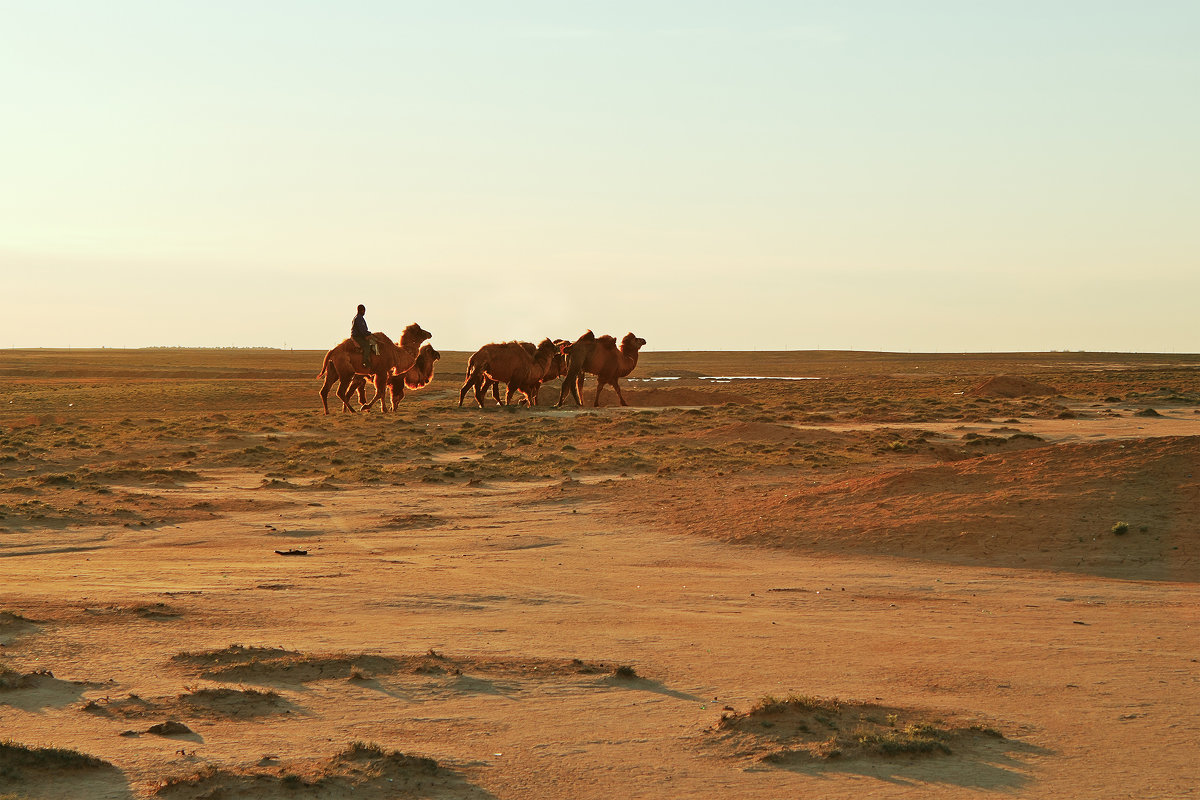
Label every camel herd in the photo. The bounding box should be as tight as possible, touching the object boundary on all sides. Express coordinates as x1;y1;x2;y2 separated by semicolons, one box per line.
317;326;646;415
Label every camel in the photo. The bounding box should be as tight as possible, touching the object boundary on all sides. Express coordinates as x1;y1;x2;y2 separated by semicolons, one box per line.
317;323;432;414
458;338;563;408
556;331;646;408
349;343;440;407
479;339;569;406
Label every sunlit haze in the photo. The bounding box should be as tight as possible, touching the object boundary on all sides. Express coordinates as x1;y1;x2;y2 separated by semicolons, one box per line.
2;1;1197;352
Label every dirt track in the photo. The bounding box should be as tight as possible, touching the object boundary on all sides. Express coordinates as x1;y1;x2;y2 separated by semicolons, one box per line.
1;348;1197;798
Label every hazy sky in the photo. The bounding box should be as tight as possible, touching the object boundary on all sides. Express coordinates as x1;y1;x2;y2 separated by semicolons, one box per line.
2;1;1197;351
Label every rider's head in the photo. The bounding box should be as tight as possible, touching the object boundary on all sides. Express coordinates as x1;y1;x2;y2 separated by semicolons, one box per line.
357;304;366;315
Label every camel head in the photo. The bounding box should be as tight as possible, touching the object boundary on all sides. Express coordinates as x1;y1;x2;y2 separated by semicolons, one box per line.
404;344;441;388
549;339;570;376
621;333;647;354
534;338;559;360
400;323;433;348
416;343;441;368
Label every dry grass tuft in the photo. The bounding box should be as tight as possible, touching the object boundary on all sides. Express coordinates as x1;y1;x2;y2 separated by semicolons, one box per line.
714;695;1003;763
155;741;452;798
0;740;113;781
0;666;55;691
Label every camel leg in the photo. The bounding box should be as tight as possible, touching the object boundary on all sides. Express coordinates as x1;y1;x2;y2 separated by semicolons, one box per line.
375;374;389;411
360;374;384;412
360;373;386;412
459;369;480;407
504;383;518;406
336;377;357;412
390;379;405;409
466;373;489;408
351;376;368;405
490;381;503;406
611;379;629;407
555;371;582;407
319;372;338;415
377;374;390;413
593;379;606;407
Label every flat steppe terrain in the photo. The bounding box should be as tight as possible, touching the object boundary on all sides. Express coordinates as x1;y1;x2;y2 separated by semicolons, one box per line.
1;346;1197;799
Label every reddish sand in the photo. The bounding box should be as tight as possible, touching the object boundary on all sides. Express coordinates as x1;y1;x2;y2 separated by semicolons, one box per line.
0;348;1197;799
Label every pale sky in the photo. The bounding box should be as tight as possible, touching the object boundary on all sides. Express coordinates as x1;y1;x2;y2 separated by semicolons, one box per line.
2;1;1197;352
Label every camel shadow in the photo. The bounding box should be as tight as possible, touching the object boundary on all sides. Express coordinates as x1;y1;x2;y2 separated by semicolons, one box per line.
0;612;42;645
0;674;99;711
147;729;205;744
445;674;521;699
600;675;704;703
759;737;1051;791
266;528;326;537
354;673;521;701
349;676;417;701
4;764;136;799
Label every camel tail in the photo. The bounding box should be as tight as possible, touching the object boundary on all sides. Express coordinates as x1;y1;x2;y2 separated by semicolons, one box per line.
316;348;336;379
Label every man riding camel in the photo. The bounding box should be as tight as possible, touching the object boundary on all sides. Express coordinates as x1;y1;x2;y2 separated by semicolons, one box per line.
351;304;373;370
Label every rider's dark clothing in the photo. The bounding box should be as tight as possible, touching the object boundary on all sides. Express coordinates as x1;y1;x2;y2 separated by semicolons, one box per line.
351;312;371;368
351;313;369;339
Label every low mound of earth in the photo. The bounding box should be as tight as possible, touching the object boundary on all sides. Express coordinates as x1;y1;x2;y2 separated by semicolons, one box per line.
172;645;627;685
535;387;747;407
0;741;126;795
1;664;54;690
86;467;203;485
709;695;1006;764
155;742;488;799
0;611;38;644
83;687;290;720
969;375;1059;398
1;665;96;699
81;602;183;621
648;436;1199;580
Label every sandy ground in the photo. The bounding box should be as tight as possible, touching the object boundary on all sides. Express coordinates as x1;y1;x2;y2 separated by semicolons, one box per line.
0;347;1197;799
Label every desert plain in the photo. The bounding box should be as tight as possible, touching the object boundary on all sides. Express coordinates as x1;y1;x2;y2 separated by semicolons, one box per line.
0;346;1197;799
